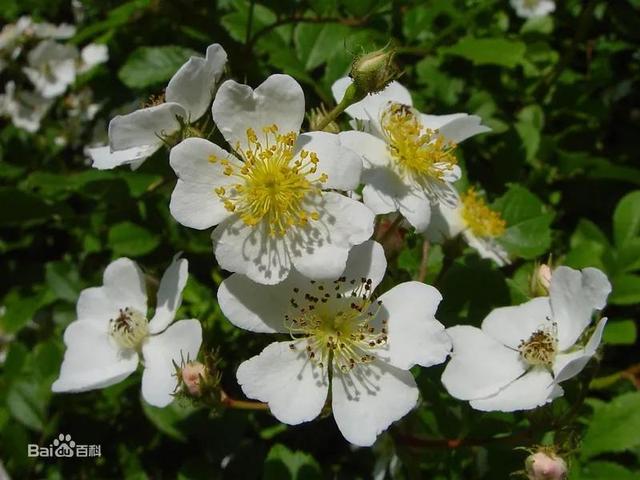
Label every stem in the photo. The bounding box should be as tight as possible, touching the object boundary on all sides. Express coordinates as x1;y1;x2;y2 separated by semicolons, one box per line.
416;239;430;282
220;390;269;411
314;83;365;131
245;0;256;46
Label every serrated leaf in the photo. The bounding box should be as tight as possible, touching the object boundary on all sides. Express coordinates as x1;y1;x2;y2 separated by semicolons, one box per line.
441;37;526;68
581;392;640;459
118;46;197;89
609;273;640;305
603;319;637;345
108;221;159;257
294;23;351;71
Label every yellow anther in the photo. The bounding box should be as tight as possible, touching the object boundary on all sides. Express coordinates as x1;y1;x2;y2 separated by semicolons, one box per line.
208;154;218;163
460;188;506;238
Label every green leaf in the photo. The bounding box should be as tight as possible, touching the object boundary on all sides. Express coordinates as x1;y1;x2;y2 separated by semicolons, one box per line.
493;185;554;259
514;105;544;163
264;444;322;480
1;288;55;334
603;319;637;345
0;187;55;226
609;273;640;305
577;461;639;480
294;23;351;71
45;261;82;303
108;221;160;257
118;46;198;89
141;400;199;442
440;37;526;68
613;190;640;247
7;379;49;431
581;392;640;459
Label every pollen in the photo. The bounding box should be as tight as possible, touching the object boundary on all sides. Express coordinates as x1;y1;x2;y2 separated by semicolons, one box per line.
109;307;149;349
460;188;506;238
380;103;458;184
213;124;327;236
518;324;558;367
285;278;387;374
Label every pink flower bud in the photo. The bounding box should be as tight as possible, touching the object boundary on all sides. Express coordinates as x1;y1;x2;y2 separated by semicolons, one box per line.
538;264;553;290
525;451;568;480
181;361;206;396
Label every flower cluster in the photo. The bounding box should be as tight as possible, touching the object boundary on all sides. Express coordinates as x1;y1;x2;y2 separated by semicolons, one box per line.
0;16;107;133
53;41;612;449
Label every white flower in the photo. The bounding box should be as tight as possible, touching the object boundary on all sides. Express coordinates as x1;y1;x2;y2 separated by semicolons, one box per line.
332;77;490;232
441;266;611;412
425;187;510;266
78;43;108;73
511;0;556;18
52;255;202;407
218;240;451;446
0;17;32;57
170;74;375;285
89;43;227;170
0;80;53;132
22;39;78;98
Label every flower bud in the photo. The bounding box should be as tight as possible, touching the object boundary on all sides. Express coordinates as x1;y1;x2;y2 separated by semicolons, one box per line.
350;47;400;95
181;361;207;396
530;263;553;296
525;451;568;480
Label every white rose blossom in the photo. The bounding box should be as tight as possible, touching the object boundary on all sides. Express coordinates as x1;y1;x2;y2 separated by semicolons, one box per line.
218;240;451;446
441;266;611;412
23;39;78;98
78;43;109;74
89;43;227;170
52;255;202;407
169;74;375;285
331;77;490;232
0;80;53;132
510;0;556;19
425;187;510;266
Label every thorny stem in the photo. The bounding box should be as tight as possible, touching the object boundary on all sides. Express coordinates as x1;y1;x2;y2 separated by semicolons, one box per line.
376;216;403;244
313;83;365;131
416;239;430;282
220;390;269;411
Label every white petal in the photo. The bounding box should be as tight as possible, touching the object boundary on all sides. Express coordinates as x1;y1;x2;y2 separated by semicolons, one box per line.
88;145;158;170
419;113;468;131
441;325;525;401
52;321;138;392
464;234;511;266
553;318;607;384
289;192;375;280
236;341;329;424
481;297;553;349
217;272;298;333
141;319;202;407
331;360;418;447
212;74;304;152
342;240;387;293
80;43;108;71
338;130;391;168
424;201;465;243
436;115;491;144
375;281;450;369
213;217;291;285
148;255;188;334
397;189;432;232
169;138;238;229
332;77;412;121
470;368;563;412
109;102;185;151
550;267;611;350
361;167;408;214
165;43;227;120
76;258;147;325
295;132;362;191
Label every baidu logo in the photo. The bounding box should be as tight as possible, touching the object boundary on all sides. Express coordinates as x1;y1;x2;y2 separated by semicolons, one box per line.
28;433;101;458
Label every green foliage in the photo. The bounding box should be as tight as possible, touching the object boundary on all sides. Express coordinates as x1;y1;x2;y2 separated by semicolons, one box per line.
1;0;639;478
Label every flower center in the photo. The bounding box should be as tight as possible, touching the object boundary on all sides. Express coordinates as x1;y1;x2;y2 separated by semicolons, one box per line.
110;307;149;349
518;325;558;367
460;188;506;238
286;278;387;373
380;103;458;184
211;125;328;237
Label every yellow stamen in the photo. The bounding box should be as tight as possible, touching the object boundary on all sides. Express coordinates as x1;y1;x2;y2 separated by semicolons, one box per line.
460;188;506;238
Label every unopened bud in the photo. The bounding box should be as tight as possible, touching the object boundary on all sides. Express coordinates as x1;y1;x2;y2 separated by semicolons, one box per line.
350;47;400;95
308;105;340;133
525;451;568;480
530;263;553;297
181;361;207;396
